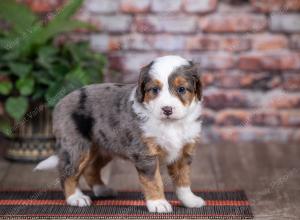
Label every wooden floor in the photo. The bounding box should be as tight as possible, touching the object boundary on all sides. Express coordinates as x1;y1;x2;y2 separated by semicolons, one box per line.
0;143;299;220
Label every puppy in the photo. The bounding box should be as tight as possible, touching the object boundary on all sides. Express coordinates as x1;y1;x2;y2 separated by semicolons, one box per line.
35;55;205;213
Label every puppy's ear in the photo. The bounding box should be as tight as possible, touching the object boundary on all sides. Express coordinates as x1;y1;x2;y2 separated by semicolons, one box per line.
136;61;153;103
189;61;202;101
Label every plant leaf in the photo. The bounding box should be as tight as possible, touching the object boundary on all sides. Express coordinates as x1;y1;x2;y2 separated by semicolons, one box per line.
8;62;32;76
0;37;20;51
51;0;84;21
33;70;54;86
31;86;45;101
0;81;13;95
5;96;28;121
65;67;91;86
37;20;94;45
25;0;88;46
0;117;12;137
45;81;65;107
0;48;21;61
15;23;43;56
0;0;37;34
16;76;35;96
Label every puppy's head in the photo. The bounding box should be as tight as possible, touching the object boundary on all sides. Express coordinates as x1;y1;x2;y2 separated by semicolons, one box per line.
135;55;202;120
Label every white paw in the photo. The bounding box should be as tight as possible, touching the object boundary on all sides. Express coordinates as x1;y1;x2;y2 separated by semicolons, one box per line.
176;187;206;208
67;188;92;207
93;184;117;197
181;194;205;208
146;199;173;213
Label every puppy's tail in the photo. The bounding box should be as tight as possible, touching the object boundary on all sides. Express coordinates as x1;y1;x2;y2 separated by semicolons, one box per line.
34;155;59;171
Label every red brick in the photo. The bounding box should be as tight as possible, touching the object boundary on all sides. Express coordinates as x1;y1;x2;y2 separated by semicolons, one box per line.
221;36;250;51
251;0;300;12
238;73;266;88
203;89;250;110
205;71;279;90
85;0;119;14
121;34;186;51
239;73;281;89
135;15;197;33
281;111;300;127
250;111;281;126
153;35;185;51
151;0;181;12
218;1;253;13
121;34;154;51
121;0;150;13
21;0;62;13
120;53;159;82
291;129;300;142
122;53;158;73
199;14;267;33
201;71;215;87
194;53;235;70
107;55;123;71
201;109;216;126
183;0;217;13
265;91;300;109
252;34;288;51
186;35;250;52
221;36;251;52
187;36;219;50
216;110;249;126
90;34;121;52
238;54;263;70
282;73;300;91
291;34;300;49
238;52;300;71
270;14;300;33
95;15;132;33
201;71;229;88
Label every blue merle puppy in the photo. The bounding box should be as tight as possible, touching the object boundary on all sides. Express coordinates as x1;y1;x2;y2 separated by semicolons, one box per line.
35;55;205;213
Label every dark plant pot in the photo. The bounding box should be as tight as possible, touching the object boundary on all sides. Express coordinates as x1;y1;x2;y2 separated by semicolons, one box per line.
5;105;55;162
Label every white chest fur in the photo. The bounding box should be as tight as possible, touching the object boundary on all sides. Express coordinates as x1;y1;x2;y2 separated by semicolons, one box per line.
141;117;201;164
130;87;202;164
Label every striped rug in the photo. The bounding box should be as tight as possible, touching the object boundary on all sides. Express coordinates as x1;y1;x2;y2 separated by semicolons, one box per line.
0;190;253;219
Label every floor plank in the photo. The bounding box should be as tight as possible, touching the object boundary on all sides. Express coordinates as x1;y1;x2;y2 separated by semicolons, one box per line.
1;162;60;189
210;143;300;219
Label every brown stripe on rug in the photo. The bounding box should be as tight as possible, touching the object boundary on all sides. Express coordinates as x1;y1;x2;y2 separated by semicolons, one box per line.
0;190;254;219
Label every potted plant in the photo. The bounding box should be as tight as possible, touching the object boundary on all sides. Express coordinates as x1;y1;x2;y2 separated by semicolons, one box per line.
0;0;106;162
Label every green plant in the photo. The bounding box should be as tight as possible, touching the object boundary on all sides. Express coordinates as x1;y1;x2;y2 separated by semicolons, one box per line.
0;0;106;136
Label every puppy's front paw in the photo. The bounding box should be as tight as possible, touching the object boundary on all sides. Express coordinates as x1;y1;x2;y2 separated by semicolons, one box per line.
67;189;91;207
180;194;205;208
146;199;173;213
176;187;206;208
92;184;117;197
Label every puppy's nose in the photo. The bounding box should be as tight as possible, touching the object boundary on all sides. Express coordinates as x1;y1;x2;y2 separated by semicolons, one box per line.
162;106;173;116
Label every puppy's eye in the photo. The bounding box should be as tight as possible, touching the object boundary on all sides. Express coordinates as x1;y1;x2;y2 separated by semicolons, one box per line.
151;87;160;95
177;87;186;94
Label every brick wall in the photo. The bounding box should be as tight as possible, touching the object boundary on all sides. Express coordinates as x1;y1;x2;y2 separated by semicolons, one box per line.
22;0;300;143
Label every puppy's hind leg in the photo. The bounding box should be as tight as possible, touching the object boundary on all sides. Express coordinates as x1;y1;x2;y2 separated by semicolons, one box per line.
83;150;116;197
58;145;93;207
